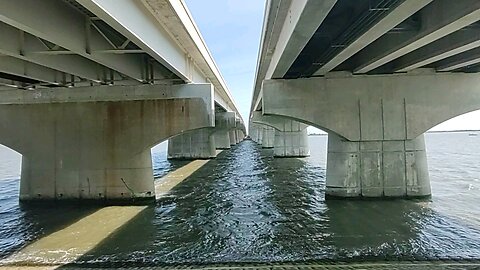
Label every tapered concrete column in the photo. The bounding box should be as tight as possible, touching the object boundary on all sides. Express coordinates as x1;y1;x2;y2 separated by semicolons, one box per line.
262;126;275;148
168;128;216;159
250;126;258;142
235;130;242;143
214;130;231;149
229;130;237;146
213;112;236;149
0;84;214;203
256;128;264;145
326;133;430;198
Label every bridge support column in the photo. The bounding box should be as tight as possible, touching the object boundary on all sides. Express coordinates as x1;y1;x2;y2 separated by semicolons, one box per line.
0;84;214;204
214;130;231;149
251;113;309;157
326;133;430;198
236;130;243;144
229;130;237;146
213;112;236;149
262;126;275;148
167;128;216;160
261;74;457;198
274;129;309;157
256;128;263;145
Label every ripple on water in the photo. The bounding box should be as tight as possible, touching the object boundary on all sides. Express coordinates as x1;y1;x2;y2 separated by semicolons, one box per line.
0;135;480;264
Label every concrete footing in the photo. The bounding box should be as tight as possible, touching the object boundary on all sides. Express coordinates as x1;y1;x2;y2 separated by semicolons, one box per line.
168;128;216;160
326;133;431;198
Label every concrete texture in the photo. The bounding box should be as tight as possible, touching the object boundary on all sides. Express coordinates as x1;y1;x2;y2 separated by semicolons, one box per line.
0;85;214;203
262;72;480;141
252;112;309;157
260;73;455;197
167;128;216;160
261;126;275;148
326;133;431;198
213;112;236;149
229;130;237;146
214;130;231;149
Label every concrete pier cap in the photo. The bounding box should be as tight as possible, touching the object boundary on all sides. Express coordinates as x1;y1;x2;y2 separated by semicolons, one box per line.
0;83;216;204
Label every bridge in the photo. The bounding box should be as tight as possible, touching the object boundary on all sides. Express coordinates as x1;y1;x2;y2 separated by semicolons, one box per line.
250;0;480;199
0;0;245;203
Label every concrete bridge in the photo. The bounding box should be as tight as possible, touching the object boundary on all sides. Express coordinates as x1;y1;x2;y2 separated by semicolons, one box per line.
0;0;245;203
250;0;480;199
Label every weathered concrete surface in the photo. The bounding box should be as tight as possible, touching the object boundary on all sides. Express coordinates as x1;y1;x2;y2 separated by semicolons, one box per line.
262;72;480;141
252;112;309;157
326;133;430;198
229;130;237;146
261;126;275;148
0;84;214;203
213;112;236;149
168;128;216;160
261;74;439;197
214;130;231;149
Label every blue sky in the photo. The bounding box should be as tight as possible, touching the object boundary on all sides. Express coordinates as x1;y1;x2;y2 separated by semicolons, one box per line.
185;0;265;124
185;0;480;132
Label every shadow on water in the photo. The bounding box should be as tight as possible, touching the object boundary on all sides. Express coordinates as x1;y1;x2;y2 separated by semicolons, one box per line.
0;196;100;260
4;139;480;267
50;140;480;267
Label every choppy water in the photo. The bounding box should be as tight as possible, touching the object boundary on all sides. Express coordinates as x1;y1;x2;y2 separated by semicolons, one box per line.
1;133;480;264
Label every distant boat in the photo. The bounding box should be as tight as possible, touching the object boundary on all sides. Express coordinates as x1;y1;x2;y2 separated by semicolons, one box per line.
469;133;478;136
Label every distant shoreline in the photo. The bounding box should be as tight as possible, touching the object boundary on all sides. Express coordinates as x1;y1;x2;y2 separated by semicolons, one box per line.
426;130;480;133
308;130;480;136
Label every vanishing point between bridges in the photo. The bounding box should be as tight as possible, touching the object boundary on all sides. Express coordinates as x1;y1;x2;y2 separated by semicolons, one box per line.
1;0;480;269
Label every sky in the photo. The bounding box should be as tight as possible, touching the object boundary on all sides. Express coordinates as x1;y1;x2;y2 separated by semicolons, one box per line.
185;0;480;132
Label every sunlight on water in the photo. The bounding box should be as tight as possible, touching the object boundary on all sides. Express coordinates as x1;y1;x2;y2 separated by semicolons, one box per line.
2;206;147;265
0;133;480;265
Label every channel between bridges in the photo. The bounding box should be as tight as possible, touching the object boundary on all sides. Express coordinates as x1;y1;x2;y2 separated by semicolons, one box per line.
250;0;480;199
0;0;246;203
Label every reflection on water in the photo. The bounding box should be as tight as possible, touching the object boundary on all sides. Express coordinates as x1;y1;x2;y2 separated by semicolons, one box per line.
1;134;480;265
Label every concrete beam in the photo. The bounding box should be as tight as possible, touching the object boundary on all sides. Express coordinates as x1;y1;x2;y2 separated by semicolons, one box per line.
436;47;480;71
0;0;146;81
313;0;432;76
0;83;214;118
394;28;480;72
251;0;336;112
266;0;337;79
353;0;480;74
77;0;189;82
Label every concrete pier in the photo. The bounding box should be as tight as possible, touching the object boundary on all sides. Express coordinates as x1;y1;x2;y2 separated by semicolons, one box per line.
261;126;275;148
252;113;309;157
326;133;430;198
167;128;217;160
213;112;237;149
229;130;237;146
0;84;214;203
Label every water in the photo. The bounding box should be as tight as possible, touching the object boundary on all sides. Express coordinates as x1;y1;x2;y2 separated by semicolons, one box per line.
1;133;480;264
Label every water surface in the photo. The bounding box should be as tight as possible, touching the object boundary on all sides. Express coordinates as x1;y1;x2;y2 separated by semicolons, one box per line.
1;133;480;264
